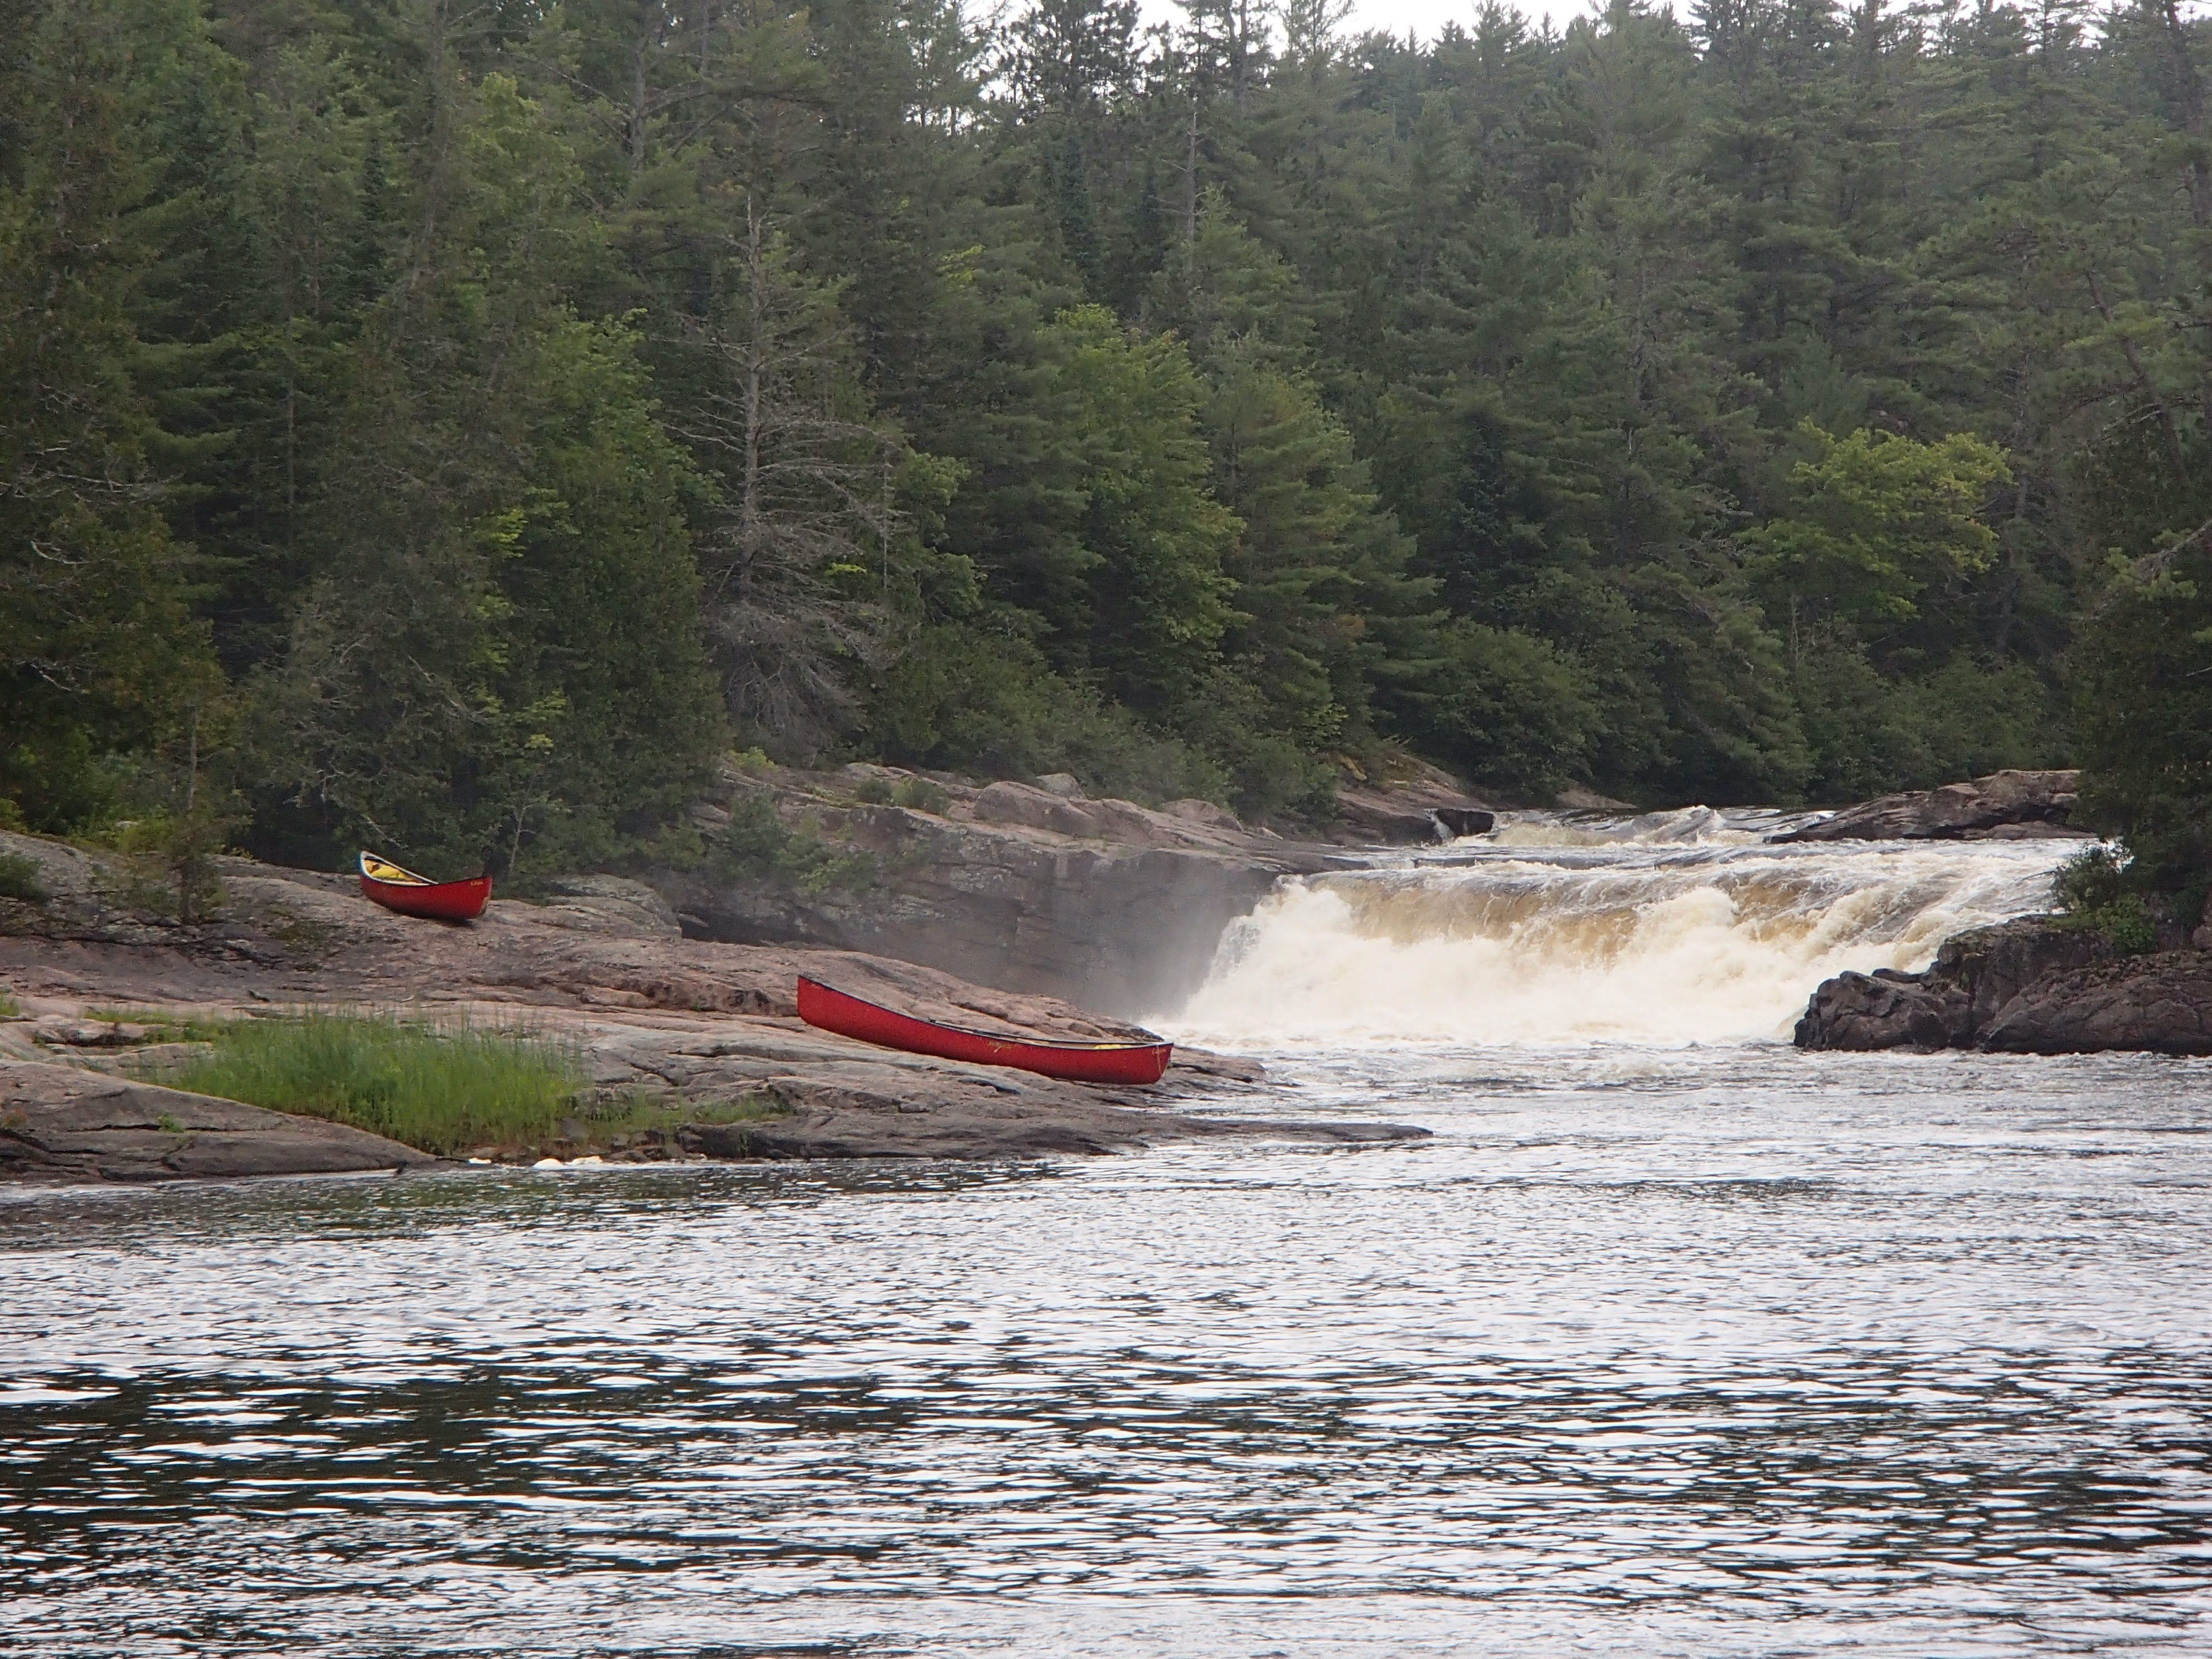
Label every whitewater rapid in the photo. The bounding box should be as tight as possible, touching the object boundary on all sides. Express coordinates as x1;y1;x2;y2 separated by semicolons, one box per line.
1172;808;2080;1049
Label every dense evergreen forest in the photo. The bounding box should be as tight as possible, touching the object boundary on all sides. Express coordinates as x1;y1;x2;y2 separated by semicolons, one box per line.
4;0;2211;885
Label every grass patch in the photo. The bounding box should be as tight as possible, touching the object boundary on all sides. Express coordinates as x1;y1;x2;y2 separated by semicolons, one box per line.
164;1010;586;1156
84;1006;235;1042
0;987;20;1019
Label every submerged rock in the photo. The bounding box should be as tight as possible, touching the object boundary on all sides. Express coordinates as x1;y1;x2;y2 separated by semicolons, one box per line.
1770;769;2087;844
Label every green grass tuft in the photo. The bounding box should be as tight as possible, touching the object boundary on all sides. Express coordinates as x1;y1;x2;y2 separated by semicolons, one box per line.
84;1006;234;1041
0;987;20;1018
166;1010;586;1156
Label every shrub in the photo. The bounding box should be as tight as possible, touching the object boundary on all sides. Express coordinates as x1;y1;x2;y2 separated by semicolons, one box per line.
708;794;876;896
890;775;950;814
852;775;896;805
114;808;228;923
2054;844;2127;914
166;1010;585;1155
2053;844;2159;954
0;852;47;904
85;1006;231;1041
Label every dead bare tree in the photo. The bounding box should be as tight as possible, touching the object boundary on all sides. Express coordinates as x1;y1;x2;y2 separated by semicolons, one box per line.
670;200;905;758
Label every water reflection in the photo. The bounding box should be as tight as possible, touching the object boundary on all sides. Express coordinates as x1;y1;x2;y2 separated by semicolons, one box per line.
3;1049;2210;1655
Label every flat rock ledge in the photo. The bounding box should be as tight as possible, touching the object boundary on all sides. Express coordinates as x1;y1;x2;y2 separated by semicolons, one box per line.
1;1064;440;1183
1795;915;2212;1055
576;1023;1423;1162
1770;769;2088;844
0;828;1429;1180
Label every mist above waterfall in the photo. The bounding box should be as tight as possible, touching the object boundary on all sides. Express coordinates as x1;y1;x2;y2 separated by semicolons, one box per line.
1171;809;2078;1048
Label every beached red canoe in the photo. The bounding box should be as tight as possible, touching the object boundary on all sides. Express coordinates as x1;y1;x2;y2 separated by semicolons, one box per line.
358;851;493;921
796;976;1173;1085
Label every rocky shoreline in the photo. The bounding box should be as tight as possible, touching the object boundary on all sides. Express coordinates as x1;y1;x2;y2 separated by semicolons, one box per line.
1787;769;2212;1056
14;755;2204;1182
0;825;1429;1184
1796;916;2212;1056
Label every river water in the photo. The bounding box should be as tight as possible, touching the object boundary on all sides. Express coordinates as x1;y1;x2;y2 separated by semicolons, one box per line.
4;816;2210;1656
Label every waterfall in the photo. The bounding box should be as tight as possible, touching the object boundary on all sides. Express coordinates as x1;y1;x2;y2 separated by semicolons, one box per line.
1171;809;2079;1048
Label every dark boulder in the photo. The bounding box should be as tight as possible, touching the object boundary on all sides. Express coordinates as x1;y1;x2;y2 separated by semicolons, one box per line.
1792;967;1972;1051
1797;915;2136;1052
1979;952;2212;1055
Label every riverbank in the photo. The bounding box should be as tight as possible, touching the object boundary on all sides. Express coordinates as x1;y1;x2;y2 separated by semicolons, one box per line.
0;830;1424;1183
1795;914;2212;1055
1778;769;2212;1055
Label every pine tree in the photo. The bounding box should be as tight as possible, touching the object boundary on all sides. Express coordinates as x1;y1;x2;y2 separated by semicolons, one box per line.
253;72;719;873
0;0;217;828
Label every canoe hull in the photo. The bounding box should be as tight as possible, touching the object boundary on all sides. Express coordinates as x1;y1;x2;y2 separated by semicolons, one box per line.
797;976;1172;1085
357;852;492;922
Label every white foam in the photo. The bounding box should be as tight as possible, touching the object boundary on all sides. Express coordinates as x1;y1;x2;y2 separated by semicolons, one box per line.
1170;815;2077;1049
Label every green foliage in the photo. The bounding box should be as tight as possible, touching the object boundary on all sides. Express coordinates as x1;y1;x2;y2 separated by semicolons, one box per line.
84;1006;233;1041
1746;426;2014;637
251;241;722;874
0;0;222;833
2069;537;2212;895
0;853;47;905
1791;647;2060;806
1200;339;1434;772
1409;620;1599;795
2051;845;2158;955
1035;305;1239;715
709;794;877;897
0;988;20;1018
866;623;1229;806
2054;844;2128;916
10;0;2211;841
166;1011;587;1156
113;808;229;924
890;776;950;814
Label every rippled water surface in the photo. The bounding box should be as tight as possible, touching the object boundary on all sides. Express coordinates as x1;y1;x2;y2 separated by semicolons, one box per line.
4;1041;2211;1656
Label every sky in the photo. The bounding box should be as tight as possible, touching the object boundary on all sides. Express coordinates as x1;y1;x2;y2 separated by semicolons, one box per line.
1341;0;1591;37
1135;0;1602;50
1138;0;2212;51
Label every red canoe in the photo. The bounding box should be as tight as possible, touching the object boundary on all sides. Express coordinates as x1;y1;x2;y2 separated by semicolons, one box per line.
797;976;1173;1085
358;851;493;921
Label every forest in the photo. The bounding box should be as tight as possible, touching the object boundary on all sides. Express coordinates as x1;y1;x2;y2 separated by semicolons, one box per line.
3;0;2210;887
